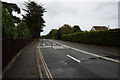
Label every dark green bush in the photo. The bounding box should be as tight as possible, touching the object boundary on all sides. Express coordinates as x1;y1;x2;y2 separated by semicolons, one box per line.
61;29;120;46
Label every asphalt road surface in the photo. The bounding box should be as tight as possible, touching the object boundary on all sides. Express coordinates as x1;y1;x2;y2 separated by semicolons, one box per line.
3;39;119;80
38;39;119;79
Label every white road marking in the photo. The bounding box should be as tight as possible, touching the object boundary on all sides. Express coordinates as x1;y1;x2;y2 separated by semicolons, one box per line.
53;43;56;45
43;46;51;48
52;45;68;49
38;46;51;48
67;54;81;63
49;40;120;63
53;46;64;49
46;42;50;45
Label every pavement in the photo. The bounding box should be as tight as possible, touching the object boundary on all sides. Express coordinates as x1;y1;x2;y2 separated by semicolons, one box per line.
2;39;120;80
2;41;40;79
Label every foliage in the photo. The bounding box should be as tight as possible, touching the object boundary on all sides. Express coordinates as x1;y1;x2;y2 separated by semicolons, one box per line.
23;1;46;38
45;24;82;39
72;25;82;33
40;35;46;39
2;1;21;24
46;29;58;39
13;16;21;24
2;2;20;14
61;29;120;46
2;8;17;39
59;24;73;35
17;21;30;37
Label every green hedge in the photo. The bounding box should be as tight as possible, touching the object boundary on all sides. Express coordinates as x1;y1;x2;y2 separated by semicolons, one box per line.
61;29;120;46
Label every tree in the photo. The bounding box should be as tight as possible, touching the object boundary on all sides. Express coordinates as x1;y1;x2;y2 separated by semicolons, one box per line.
2;1;21;24
2;8;17;39
46;29;58;39
59;24;73;35
2;2;20;14
23;1;46;38
72;25;82;33
13;16;21;24
57;29;61;40
17;21;30;37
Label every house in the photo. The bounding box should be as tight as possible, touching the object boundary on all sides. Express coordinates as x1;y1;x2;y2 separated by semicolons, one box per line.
91;25;109;31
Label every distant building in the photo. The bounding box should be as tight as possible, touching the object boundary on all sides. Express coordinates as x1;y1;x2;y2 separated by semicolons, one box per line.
91;25;108;31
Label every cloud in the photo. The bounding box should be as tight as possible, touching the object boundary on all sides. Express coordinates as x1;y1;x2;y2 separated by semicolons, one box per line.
41;2;118;35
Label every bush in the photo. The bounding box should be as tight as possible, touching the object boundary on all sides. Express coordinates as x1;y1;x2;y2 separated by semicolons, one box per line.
61;29;120;46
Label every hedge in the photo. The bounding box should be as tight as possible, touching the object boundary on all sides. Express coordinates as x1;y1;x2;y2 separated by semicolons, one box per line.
61;29;120;46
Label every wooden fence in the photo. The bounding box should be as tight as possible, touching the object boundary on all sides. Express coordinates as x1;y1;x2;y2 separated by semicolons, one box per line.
2;38;33;69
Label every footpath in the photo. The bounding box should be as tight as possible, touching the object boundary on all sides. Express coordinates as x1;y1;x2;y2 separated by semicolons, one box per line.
2;41;41;79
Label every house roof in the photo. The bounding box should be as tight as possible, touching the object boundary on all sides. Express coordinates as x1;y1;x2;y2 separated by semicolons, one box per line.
92;26;108;30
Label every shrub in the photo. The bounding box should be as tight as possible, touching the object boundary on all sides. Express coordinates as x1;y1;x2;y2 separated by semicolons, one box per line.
61;29;120;46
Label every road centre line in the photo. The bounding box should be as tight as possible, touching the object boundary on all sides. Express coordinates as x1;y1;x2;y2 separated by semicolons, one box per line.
49;40;120;63
67;54;81;63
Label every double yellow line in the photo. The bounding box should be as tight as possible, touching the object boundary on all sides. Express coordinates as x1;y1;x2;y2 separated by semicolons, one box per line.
38;42;53;80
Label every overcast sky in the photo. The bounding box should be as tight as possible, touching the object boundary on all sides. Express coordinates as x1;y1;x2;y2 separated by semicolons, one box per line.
2;0;119;35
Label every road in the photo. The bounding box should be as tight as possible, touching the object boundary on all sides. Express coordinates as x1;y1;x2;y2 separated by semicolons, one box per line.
3;39;119;79
38;39;119;79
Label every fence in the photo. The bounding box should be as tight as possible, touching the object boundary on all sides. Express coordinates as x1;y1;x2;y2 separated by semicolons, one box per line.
2;38;33;69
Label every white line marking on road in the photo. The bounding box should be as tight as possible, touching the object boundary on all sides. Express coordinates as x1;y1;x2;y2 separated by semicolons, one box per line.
49;40;120;63
67;54;81;63
70;47;120;63
53;46;65;49
37;46;39;48
46;42;50;45
40;46;51;48
43;46;51;48
53;43;56;45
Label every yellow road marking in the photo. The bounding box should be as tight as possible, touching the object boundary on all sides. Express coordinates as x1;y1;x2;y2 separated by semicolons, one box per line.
38;48;50;79
38;42;50;79
39;48;53;79
38;40;53;80
36;47;43;78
